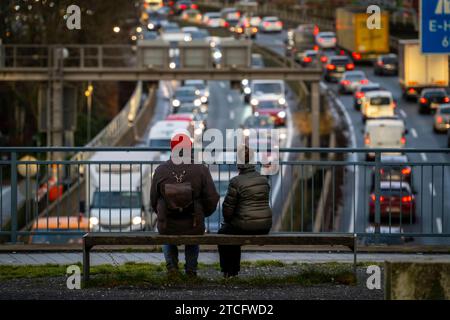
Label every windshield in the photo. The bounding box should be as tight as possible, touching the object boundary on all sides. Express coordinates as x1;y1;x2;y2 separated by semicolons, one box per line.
332;58;350;66
150;139;170;148
380;188;411;196
258;100;280;109
346;74;364;81
382;57;397;64
440;107;450;114
244;116;274;128
175;88;196;97
253;83;282;95
424;91;446;98
92;191;142;209
177;105;196;113
370;97;391;105
361;86;380;92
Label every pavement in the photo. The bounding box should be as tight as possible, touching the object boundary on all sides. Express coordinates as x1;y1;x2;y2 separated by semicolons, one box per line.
0;251;449;266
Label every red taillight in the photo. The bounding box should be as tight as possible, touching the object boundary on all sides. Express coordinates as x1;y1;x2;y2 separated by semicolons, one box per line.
346;63;355;70
224;21;229;27
355;92;365;99
313;45;319;51
408;88;416;94
352;52;361;60
318;38;324;43
326;64;336;70
191;4;198;9
371;194;385;202
180;4;187;9
380;168;385;175
341;80;350;85
400;136;406;145
320;56;328;63
313;25;319;35
419;97;427;104
377;61;384;66
401;167;412;175
364;134;370;145
264;22;270;27
276;21;283;27
437;115;443;124
303;56;312;63
339;49;345;55
360;79;369;84
402;195;412;203
444;96;450;103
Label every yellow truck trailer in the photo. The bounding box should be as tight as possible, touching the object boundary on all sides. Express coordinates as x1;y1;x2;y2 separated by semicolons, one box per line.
336;7;390;62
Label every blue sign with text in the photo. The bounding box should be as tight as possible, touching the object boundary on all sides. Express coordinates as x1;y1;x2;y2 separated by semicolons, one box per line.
421;0;450;54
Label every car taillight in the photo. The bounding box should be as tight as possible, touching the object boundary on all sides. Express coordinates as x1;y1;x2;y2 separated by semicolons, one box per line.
377;61;384;66
393;101;397;108
401;167;412;175
419;97;427;104
339;49;345;55
346;63;355;70
408;88;416;94
318;38;324;43
371;194;385;202
180;4;187;9
400;136;406;145
224;21;229;27
313;45;319;51
380;168;385;175
352;52;361;60
360;79;369;84
437;115;443;124
326;64;336;70
444;96;450;103
276;21;283;27
264;22;270;27
341;80;350;85
355;92;365;99
320;56;328;63
191;4;198;9
303;56;312;63
313;25;319;35
364;134;370;145
401;195;412;203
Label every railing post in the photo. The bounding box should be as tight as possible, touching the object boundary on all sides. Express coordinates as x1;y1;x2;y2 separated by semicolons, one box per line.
10;152;18;243
374;151;381;234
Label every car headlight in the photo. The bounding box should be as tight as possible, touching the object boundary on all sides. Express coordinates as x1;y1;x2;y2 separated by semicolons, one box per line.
200;96;208;103
199;122;205;129
213;51;222;60
210;41;216;48
194;128;203;136
200;105;208;113
89;217;99;226
132;216;142;225
194;99;201;107
147;23;154;30
172;99;180;107
242;79;249;86
280;133;287;140
250;98;259;106
277;111;286;118
243;129;251;137
184;35;192;42
169;62;176;69
244;87;251;95
278;98;286;105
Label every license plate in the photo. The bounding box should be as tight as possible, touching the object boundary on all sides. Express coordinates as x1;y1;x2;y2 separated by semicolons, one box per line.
431;103;439;109
337;66;344;72
389;207;400;213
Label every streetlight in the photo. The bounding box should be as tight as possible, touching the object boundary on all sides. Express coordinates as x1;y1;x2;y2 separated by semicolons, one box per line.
85;82;94;142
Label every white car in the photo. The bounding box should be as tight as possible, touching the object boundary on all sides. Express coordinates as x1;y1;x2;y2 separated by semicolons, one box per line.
259;16;283;33
361;90;396;122
339;70;369;94
148;120;192;161
203;12;221;28
315;32;336;49
250;80;286;106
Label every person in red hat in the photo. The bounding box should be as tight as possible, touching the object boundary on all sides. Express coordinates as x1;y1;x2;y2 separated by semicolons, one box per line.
150;131;219;277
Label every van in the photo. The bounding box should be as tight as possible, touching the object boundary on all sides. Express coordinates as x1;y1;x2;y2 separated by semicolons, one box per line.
361;90;396;122
364;118;407;160
148;120;193;161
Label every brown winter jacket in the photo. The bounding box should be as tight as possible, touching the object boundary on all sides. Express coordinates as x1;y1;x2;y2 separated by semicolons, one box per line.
150;159;219;235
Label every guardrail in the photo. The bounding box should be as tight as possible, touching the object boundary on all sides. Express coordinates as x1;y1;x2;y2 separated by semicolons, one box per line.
0;147;449;245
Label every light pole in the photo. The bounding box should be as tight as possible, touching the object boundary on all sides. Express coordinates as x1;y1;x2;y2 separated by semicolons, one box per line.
85;82;93;143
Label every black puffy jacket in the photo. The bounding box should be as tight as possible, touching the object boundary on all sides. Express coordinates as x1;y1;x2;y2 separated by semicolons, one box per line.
222;164;272;232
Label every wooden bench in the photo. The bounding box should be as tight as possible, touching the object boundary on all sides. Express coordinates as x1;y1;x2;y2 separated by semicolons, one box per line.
82;232;357;283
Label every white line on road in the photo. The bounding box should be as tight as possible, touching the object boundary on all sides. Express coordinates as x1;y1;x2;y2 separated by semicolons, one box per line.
436;217;443;234
399;109;407;118
411;128;418;138
230;110;235;120
429;183;436;197
227;95;233;103
219;82;226;89
421;153;428;161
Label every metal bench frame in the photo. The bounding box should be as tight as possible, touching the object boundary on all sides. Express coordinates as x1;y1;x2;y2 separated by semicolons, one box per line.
82;232;357;284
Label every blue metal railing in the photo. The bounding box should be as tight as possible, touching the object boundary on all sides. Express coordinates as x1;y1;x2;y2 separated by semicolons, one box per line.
0;147;449;245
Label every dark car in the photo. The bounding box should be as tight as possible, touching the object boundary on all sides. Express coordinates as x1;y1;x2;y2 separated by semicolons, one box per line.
369;181;416;224
418;88;450;114
353;83;382;110
174;0;197;15
324;56;354;82
374;54;398;76
372;154;412;187
243;114;275;129
296;50;320;67
171;86;201;111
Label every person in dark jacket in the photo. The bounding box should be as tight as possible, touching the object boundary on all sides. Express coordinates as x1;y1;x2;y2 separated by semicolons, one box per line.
150;132;219;276
218;145;272;277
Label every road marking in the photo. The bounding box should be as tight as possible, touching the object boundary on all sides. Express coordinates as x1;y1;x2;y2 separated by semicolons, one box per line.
227;94;233;103
230;110;235;120
399;109;407;118
219;82;226;88
411;128;418;138
429;183;436;197
421;153;428;161
436;218;442;234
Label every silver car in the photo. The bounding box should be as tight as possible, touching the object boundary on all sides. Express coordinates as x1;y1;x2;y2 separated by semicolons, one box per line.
434;103;450;133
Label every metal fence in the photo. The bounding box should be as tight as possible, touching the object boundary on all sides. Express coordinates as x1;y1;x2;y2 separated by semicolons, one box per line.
0;147;449;245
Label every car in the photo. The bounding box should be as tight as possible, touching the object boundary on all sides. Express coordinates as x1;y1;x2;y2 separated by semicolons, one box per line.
361;90;396;122
418;88;450;114
353;82;382;110
369;181;416;223
324;55;354;82
251;99;287;127
251;53;264;69
174;0;198;15
220;8;241;29
338;70;369;94
296;50;320;67
259;16;283;33
171;86;201;111
249;79;286;111
159;21;180;33
315;31;336;49
184;80;209;104
364;117;407;160
148;120;193;160
29;216;89;244
374;53;398;76
376;154;412;185
363;224;411;245
181;9;202;23
145;11;166;31
202;12;221;28
433;103;450;133
234;16;258;39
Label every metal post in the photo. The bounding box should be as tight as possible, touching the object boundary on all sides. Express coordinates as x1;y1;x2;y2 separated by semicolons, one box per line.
374;151;381;233
10;152;18;244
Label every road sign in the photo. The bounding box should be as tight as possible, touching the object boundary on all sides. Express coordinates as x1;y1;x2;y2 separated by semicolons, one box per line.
420;0;450;54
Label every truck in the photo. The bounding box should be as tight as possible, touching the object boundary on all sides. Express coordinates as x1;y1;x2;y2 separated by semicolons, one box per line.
398;39;449;100
85;151;156;232
335;7;390;62
285;24;318;57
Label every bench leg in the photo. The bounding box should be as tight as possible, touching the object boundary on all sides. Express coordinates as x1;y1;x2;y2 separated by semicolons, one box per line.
83;244;92;286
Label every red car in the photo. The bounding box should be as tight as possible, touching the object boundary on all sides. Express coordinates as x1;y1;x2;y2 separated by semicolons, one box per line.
369;181;416;223
250;98;287;127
